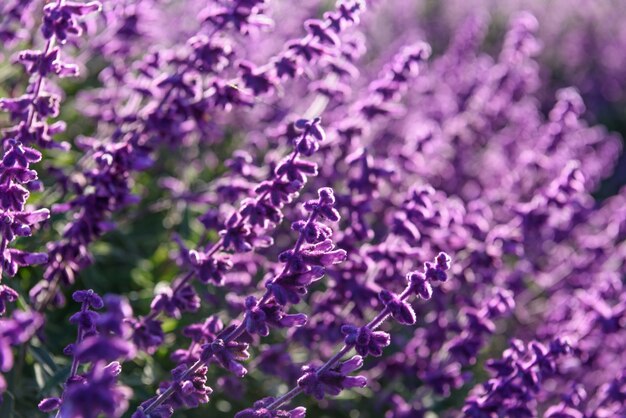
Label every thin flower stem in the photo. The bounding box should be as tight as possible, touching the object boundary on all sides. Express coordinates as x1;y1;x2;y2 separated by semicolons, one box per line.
54;298;88;418
68;301;88;379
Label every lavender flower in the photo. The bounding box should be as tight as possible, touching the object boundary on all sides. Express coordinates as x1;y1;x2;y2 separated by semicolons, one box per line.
1;0;101;308
133;118;327;353
136;186;345;416
463;338;573;417
2;1;626;417
40;290;134;417
240;253;452;414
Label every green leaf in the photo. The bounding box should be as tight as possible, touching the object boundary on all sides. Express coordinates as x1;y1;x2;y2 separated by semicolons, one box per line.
38;365;71;396
0;390;15;418
34;363;46;390
28;345;60;376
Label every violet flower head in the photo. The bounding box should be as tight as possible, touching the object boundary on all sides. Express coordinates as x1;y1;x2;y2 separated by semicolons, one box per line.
268;187;346;305
244;296;307;336
341;325;391;357
294;118;326;157
463;338;573;417
41;290;134;415
297;355;367;400
189;250;233;284
42;1;102;41
59;361;132;418
162;364;213;410
0;139;50;280
378;289;416;325
203;338;251;378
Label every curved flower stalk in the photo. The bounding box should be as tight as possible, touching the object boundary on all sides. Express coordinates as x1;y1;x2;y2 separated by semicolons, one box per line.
0;0;101;311
132;117;326;353
236;252;452;416
134;187;346;417
38;290;134;417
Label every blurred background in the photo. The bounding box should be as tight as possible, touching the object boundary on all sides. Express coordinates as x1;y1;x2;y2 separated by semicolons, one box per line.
1;0;625;417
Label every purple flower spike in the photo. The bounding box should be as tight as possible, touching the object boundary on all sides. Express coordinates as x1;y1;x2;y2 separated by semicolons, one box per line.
268;266;326;305
160;364;213;410
341;325;391;357
297;355;367;400
1;0;100;304
189;250;233;285
38;397;62;412
464;338;573;417
424;252;452;282
294;118;326;156
10;0;626;416
204;339;250;378
244;297;308;337
42;1;102;41
378;290;416;325
305;19;340;46
244;296;270;336
45;288;134;414
407;271;433;300
60;361;131;418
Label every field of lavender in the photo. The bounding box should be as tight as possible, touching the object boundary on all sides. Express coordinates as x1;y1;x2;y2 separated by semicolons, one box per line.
1;1;625;417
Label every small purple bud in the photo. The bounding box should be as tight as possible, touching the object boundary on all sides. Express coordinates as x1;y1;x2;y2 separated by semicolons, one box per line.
38;397;62;412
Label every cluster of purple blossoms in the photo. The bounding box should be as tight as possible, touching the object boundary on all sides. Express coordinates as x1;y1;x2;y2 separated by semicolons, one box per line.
1;0;101;308
38;290;134;417
0;0;625;417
